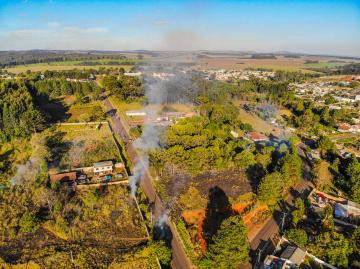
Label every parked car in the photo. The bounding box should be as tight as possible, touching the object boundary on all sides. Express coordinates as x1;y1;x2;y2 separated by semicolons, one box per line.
115;173;123;179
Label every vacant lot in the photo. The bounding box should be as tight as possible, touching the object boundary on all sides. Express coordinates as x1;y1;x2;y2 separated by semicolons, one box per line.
67;101;104;122
50;123;120;170
238;108;279;134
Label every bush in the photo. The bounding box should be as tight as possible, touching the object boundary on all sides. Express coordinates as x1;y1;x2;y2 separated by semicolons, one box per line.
19;212;39;233
286;229;308;247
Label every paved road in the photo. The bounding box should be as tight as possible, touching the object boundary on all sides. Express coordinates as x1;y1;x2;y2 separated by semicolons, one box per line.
250;143;314;267
103;97;193;269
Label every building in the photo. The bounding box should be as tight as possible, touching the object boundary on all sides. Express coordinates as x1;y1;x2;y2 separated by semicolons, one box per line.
334;200;360;219
338;122;360;133
49;172;77;184
126;110;147;117
248;131;268;142
280;246;306;267
262;255;286;269
93;161;113;175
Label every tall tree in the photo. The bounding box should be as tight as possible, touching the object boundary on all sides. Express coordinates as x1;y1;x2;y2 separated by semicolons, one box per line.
202;215;249;269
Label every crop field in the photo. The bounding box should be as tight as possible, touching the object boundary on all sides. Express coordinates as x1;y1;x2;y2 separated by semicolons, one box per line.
195;55;358;73
195;56;314;72
50;123;120;170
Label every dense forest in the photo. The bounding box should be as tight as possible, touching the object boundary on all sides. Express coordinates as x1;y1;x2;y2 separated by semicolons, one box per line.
0;50;134;67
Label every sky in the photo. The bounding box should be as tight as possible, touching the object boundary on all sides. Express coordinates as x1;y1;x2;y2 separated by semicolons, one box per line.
0;0;359;56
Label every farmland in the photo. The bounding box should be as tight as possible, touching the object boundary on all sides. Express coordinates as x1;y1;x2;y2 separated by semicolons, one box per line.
195;55;359;73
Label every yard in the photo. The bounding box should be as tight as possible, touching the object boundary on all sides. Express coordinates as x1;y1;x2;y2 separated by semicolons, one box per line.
49;123;120;171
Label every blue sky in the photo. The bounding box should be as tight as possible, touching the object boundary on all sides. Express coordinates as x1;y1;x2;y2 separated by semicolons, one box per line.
0;0;359;56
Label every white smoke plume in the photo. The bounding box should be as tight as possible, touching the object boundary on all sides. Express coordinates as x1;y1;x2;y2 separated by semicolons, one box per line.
11;157;41;186
11;133;49;186
128;57;196;220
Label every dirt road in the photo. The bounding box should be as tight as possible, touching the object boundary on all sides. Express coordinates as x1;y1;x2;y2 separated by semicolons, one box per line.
103;97;193;269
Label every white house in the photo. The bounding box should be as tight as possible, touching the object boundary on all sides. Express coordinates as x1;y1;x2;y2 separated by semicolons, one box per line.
126;110;147;117
93;161;113;175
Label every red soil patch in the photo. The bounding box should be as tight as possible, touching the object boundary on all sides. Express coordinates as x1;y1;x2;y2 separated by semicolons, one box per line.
231;202;251;215
182;209;207;254
182;201;253;254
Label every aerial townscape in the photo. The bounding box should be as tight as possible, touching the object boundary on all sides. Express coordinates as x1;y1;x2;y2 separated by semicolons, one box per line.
0;1;359;269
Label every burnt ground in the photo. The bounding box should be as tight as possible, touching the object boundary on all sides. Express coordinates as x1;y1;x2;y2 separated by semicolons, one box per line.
0;227;146;266
165;168;253;201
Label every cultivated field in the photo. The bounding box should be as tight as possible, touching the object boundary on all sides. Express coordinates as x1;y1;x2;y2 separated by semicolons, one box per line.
195;55;358;72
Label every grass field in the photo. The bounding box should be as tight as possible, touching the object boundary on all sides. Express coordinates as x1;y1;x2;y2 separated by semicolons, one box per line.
304;62;341;68
67;101;104;122
51;123;120;170
238;108;279;133
195;55;358;73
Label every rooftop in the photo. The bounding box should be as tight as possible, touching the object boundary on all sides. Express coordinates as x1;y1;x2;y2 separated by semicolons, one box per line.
93;161;114;168
280;245;306;265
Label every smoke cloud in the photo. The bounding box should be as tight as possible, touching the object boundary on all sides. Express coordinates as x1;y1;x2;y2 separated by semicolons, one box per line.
128;59;195;201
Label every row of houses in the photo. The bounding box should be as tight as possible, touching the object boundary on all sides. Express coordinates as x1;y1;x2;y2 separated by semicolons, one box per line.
202;69;275;81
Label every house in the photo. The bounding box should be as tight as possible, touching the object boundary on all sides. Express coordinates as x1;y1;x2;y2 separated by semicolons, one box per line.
248;131;268;142
49;172;77;184
262;255;286;269
126;110;147;117
338;122;360;133
280;246;306;267
124;72;142;77
335;200;360;219
93;161;113;175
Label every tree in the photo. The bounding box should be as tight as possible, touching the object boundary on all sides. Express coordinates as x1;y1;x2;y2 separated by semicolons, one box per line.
317;135;337;158
292;198;305;226
346;155;360;203
286;229;308;247
234;150;255;170
149;240;171;266
310;231;350;268
258;172;284;208
314;160;333;188
202;215;249;268
322;205;334;230
19;212;39;233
